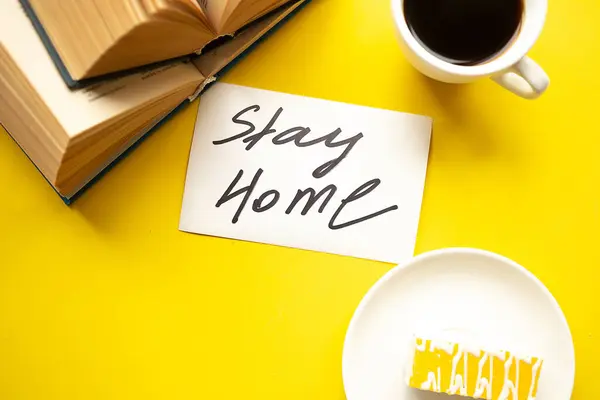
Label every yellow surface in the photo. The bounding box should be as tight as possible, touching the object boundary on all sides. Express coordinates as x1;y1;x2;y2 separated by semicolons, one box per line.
408;338;542;399
0;0;599;399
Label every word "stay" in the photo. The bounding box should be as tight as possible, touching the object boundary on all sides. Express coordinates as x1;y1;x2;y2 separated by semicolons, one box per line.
213;105;364;179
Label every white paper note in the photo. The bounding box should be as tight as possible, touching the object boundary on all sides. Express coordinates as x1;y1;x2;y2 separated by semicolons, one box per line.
180;83;432;263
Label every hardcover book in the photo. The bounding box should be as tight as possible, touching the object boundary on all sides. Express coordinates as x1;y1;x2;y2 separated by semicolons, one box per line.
20;0;299;85
0;0;308;202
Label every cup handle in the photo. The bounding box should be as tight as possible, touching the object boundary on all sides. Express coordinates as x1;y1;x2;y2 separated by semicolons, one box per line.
491;56;550;99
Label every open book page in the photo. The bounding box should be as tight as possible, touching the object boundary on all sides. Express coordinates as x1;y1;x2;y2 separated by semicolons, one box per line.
199;0;232;32
219;0;243;32
202;0;291;33
171;0;208;18
144;0;212;30
175;0;212;27
25;0;214;80
199;0;290;35
193;0;305;78
25;0;120;80
221;0;291;33
0;0;205;138
196;0;208;14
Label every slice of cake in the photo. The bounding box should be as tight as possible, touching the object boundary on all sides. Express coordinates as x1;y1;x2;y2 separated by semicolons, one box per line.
407;337;543;400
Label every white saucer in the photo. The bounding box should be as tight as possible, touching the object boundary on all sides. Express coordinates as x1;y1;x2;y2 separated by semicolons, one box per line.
342;248;574;400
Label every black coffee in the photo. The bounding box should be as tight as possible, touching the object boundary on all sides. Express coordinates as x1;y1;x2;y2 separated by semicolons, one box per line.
404;0;523;66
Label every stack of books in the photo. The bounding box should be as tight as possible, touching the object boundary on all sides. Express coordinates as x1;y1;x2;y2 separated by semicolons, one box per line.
0;0;308;202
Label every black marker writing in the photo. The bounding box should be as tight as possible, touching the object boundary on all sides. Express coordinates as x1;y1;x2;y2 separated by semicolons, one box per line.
213;105;260;146
215;168;262;223
216;169;397;229
300;128;363;178
252;190;280;212
242;107;283;150
272;126;310;145
328;179;398;230
285;185;337;215
213;105;363;178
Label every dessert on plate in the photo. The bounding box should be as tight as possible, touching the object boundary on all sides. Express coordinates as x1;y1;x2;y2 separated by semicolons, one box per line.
408;337;543;400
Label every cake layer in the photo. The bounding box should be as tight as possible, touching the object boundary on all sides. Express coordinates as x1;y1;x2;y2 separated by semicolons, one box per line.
407;337;543;400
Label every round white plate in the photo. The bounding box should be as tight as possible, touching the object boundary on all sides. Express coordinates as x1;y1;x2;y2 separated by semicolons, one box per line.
342;248;574;400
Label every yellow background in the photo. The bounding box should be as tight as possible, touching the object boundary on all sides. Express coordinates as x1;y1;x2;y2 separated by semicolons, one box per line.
1;0;599;398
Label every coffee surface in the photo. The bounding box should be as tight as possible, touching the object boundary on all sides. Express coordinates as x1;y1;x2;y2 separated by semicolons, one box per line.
404;0;523;66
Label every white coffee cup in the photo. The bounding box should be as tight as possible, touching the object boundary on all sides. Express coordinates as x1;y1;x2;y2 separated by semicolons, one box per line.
391;0;549;99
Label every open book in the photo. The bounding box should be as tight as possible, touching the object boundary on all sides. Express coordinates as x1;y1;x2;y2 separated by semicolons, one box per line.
0;0;307;202
21;0;294;84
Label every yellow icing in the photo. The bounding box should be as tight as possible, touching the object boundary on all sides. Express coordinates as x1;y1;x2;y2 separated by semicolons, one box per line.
408;338;543;400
